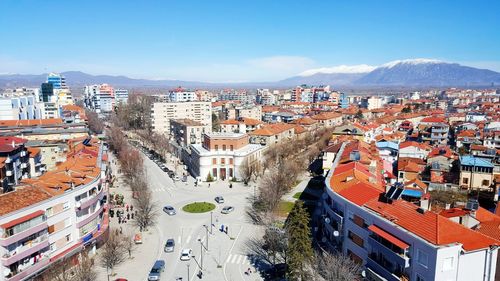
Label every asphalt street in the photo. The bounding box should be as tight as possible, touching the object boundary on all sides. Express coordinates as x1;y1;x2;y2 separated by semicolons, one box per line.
141;151;265;281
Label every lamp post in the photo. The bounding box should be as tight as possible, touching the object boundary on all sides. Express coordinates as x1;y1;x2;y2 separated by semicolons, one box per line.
198;238;204;271
187;264;190;281
203;224;209;251
210;211;213;234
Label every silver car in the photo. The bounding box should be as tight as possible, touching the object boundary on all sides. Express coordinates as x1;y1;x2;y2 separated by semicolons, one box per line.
164;238;175;253
163;205;176;215
221;206;234;214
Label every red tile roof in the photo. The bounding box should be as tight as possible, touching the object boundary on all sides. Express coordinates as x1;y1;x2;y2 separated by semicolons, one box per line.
399;141;432;151
338;182;382;206
365;199;499;251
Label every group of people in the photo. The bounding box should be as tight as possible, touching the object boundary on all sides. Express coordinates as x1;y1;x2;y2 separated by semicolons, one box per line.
117;204;135;224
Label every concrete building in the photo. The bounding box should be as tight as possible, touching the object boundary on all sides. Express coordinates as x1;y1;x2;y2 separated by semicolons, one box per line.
151;101;212;135
114;89;129;105
459;155;494;190
220;118;263;134
170;119;211;147
0;138;109;281
186;133;265;181
0;94;44;121
83;84;123;113
319;140;499;281
168;88;197;102
0;137;31;190
248;123;295;146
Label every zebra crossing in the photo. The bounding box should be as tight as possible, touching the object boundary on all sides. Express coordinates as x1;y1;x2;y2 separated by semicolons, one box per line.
225;254;255;265
150;186;171;193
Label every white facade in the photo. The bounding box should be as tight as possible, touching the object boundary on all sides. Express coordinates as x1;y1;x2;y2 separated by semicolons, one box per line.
152;101;212;135
367;96;383;110
169;91;197;102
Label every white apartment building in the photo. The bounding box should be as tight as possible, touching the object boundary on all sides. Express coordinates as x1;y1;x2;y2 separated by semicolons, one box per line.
169;90;197;102
366;96;384;110
152;101;212;135
0;139;109;281
319;141;499;281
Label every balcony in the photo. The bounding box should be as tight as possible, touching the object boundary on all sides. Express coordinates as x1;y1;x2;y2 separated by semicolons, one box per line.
76;204;104;228
20;151;27;157
325;205;344;225
1;237;49;266
5;257;50;281
0;222;48;247
20;163;28;169
367;254;406;281
369;236;410;268
76;188;104;211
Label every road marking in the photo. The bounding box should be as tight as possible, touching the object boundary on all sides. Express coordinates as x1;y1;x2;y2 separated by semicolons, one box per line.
235;255;243;264
186;235;191;244
243;256;249;265
225;254;232;263
178;236;181;245
231;255;238;263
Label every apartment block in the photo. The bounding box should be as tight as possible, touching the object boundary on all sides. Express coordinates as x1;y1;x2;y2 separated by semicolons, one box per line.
151;101;211;135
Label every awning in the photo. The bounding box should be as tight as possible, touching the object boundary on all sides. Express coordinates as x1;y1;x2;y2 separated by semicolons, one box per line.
368;224;409;249
0;210;45;229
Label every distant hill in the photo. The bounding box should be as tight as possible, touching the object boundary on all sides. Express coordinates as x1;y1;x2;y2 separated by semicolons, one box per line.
1;59;500;89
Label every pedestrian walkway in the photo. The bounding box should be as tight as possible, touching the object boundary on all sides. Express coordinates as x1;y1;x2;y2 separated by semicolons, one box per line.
225;254;255;265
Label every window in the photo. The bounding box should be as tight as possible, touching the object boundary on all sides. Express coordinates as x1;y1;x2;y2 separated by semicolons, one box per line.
230;145;233;151
223;145;226;151
348;231;364;248
442;257;454;271
352;214;367;228
63;202;70;210
462;178;469;185
50;242;56;253
212;158;217;165
229;158;233;165
46;207;53;217
212;168;217;178
215;145;219;150
417;249;428;267
482;180;490;186
48;224;55;234
221;158;226;165
65;234;72;242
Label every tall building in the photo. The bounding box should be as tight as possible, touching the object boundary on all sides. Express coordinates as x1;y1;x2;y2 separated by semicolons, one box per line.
151;101;212;135
0;89;44;120
114;89;129;104
40;83;54;103
46;73;67;89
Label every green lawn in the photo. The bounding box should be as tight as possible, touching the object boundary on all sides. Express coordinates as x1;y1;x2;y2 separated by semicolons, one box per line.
182;202;216;213
292;192;302;199
277;201;295;217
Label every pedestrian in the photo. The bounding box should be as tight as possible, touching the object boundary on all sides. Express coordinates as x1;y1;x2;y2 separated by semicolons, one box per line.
208;183;210;188
120;226;123;234
220;224;224;232
229;183;232;189
131;212;134;219
130;205;133;212
118;217;121;224
225;226;228;234
126;205;129;212
127;213;130;220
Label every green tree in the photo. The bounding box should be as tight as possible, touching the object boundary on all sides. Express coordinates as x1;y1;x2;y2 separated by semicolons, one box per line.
285;201;313;280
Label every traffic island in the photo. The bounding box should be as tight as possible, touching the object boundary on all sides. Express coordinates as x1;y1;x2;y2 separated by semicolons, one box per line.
182;202;216;213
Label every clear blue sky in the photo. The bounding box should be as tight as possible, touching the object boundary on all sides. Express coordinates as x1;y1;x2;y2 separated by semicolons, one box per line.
1;0;499;82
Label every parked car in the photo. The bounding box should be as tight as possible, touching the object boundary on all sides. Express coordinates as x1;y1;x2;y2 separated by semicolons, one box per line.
164;238;175;253
115;279;128;281
214;196;225;204
148;260;165;281
221;206;234;214
168;171;175;178
134;233;143;244
180;249;192;261
163;205;176;215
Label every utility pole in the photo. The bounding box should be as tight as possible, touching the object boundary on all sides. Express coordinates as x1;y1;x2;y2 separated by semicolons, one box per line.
187;264;190;281
198;238;204;271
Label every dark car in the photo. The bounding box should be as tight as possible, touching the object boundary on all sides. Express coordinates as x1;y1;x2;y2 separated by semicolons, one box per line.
164;238;175;252
148;260;165;281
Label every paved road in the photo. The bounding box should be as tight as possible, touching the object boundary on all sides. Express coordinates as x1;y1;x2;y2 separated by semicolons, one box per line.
141;151;265;281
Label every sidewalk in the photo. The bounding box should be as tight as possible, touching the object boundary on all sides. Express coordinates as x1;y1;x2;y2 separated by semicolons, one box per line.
95;153;162;281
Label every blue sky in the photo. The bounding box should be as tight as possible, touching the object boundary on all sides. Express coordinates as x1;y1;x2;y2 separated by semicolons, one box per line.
0;0;499;82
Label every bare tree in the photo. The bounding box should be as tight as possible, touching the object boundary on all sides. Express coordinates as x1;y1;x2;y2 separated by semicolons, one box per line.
73;253;97;281
134;189;158;231
119;147;144;180
100;232;127;276
312;251;362;281
122;233;136;258
85;110;104;135
37;257;73;281
107;126;127;154
239;158;255;184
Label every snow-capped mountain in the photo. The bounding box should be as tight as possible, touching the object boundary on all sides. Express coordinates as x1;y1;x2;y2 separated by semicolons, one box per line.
280;59;500;87
356;59;500;86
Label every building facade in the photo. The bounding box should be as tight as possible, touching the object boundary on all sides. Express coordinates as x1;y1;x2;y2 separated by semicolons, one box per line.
151;101;212;135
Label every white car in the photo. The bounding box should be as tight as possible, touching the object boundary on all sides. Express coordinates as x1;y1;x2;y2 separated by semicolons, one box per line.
180;249;192;261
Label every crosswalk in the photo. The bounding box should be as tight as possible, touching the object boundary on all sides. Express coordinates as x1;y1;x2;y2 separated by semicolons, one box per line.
177;235;206;246
225;254;255;265
150;187;171;193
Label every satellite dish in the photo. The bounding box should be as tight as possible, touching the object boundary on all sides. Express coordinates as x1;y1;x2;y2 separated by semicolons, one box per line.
321;237;327;243
324;217;331;224
333;231;340;237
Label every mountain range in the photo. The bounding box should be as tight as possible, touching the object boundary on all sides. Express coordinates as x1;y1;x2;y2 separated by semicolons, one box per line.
1;59;500;89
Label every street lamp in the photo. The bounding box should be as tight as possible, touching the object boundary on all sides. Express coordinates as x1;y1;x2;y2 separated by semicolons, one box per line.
210;211;213;234
187;264;190;281
203;224;209;251
198;238;204;271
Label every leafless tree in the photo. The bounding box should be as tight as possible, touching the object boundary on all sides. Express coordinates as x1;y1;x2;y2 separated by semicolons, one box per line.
134;189;158;231
239;158;255;184
312;251;362;281
73;253;97;281
245;227;288;267
122;233;136;258
100;232;127;276
37;257;73;281
85;110;104;135
119;147;144;180
106;126;127;154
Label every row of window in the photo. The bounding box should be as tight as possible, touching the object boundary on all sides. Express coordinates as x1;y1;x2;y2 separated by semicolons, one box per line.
212;157;234;165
